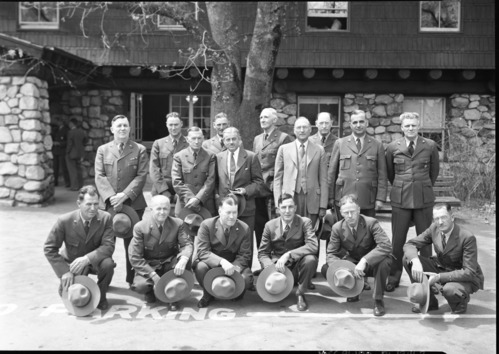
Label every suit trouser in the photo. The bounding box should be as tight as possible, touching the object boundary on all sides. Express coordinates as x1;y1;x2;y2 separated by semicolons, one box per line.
294;191;320;260
321;256;392;300
239;214;255;269
388;206;433;285
53;153;69;186
66;156;83;189
254;197;274;250
123;208;145;284
193;261;253;296
58;257;115;302
403;255;475;310
287;254;318;296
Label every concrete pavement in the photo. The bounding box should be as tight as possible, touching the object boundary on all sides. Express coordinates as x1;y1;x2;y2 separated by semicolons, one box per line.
0;185;496;352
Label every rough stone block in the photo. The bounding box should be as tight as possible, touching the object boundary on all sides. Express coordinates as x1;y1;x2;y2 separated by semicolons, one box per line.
286;116;296;125
283;104;297;115
270;98;286;110
20;83;40;97
7;98;18;108
468;101;479;109
19;119;41;131
82;96;91;107
366;127;375;135
451;97;469;109
90;96;102;106
380;118;392;126
109;97;123;105
0;127;13;143
464;109;481;120
0;101;11;114
375;95;393;105
368;118;380;127
26;165;45;180
0;153;10;162
26;77;43;87
355;97;367;105
343;104;359;113
469;94;480;101
23;180;45;191
0;187;10;198
12;77;26;85
15;191;43;204
386;102;403;116
477;105;488;112
286;93;297;104
88;106;101;118
5;176;26;189
461;127;477;138
17;153;40;165
22;131;42;143
450;118;468;128
372;105;387;117
387;125;402;133
4;143;19;154
19;96;39;110
374;126;386;134
343;98;354;106
21;110;42;119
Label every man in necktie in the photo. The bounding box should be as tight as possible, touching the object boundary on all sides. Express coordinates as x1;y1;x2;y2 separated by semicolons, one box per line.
44;185;115;311
129;195;193;311
150;112;189;216
65;118;86;191
403;203;484;314
253;108;293;253
258;193;318;311
308;112;338;168
320;194;393;317
385;112;440;292
172;126;217;217
193;195;253;308
202;112;231;154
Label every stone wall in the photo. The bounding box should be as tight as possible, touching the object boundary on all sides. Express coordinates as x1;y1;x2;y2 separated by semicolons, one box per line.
0;76;53;206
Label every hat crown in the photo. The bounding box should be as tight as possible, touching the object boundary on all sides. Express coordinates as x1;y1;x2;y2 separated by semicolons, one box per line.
211;276;236;297
164;278;188;299
265;272;287;294
334;269;355;289
408;283;427;303
68;284;92;307
113;214;131;233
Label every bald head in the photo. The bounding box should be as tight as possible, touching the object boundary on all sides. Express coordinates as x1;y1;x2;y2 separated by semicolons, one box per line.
316;112;332;136
150;195;171;224
151;195;170;208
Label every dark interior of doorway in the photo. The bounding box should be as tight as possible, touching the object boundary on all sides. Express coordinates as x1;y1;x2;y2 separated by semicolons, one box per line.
142;95;169;141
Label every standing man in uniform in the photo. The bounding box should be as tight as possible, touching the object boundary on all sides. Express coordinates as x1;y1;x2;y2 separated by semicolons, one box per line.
309;112;338;167
95;114;149;287
385;112;439;292
202;112;230;155
66;118;86;191
253;108;293;250
150;112;189;215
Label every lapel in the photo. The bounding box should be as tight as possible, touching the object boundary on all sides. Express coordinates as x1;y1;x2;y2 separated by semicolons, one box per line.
441;224;459;255
236;148;247;174
289;143;298;166
148;218;162;244
396;138;412;158
341;219;357;247
214;137;223;151
219;151;229;179
346;135;358;154
261;130;277;150
273;220;282;240
225;221;242;249
412;136;426;158
159;217;172;244
119;140;134;160
285;215;301;241
358;136;372;156
306;142;318;167
110;141;121;159
72;213;87;242
84;213;101;244
182;148;195;167
214;219;227;247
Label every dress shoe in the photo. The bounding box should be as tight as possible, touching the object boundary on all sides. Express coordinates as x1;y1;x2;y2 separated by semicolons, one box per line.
363;280;371;291
412;300;439;313
197;294;213;308
385;282;398;292
373;300;385;317
169;302;179;311
248;284;256;291
97;298;109;311
296;295;308;311
144;292;156;304
347;295;360;302
308;282;316;290
451;300;469;314
252;269;263;276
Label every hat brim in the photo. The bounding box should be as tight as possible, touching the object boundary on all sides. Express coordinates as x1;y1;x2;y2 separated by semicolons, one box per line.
177;206;212;221
256;264;294;303
154;270;195;303
326;260;364;298
62;275;101;317
107;205;140;239
419;274;431;314
314;217;323;238
203;267;245;300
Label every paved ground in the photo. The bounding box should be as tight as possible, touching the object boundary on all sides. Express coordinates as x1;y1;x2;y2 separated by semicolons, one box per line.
0;185;496;352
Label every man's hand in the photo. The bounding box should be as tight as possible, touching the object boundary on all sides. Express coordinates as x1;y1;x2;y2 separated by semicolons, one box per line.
231;188;246;196
185;197;201;210
151;272;161;285
354;258;367;278
61;271;74;292
69;256;90;275
276;253;290;273
174;257;188;276
411;258;424;283
220;259;236;276
110;192;128;209
318;208;326;218
375;200;384;211
428;273;440;286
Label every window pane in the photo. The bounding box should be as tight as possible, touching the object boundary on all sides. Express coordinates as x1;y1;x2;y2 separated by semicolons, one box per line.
420;0;460;31
307;1;348;31
299;104;319;125
19;2;58;26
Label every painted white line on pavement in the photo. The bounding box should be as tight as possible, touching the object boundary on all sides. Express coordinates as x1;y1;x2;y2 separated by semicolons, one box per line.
246;311;496;319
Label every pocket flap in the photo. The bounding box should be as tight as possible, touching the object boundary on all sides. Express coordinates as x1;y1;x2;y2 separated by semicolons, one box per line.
394;158;405;164
366;155;376;161
393;180;403;187
340;154;351;160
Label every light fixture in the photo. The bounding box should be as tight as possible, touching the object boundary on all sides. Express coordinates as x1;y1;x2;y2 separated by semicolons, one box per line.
186;95;198;104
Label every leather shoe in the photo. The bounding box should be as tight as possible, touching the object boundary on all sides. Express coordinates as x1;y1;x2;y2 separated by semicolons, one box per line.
97;299;109;311
252;269;263;276
296;295;308;311
248;284;256;292
308;282;316;290
412;300;439;313
197;294;213;308
347;295;360;302
385;282;398;292
373;300;385;317
169;302;179;311
144;292;156;304
363;280;371;291
451;300;469;314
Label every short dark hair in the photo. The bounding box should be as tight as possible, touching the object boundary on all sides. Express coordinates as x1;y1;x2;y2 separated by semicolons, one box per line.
434;203;452;213
77;185;99;201
166;112;181;120
219;194;238;208
339;194;359;208
278;193;295;206
111;114;128;124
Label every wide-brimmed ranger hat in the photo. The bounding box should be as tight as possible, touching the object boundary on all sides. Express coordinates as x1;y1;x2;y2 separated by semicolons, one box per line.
319;208;338;240
326;260;364;298
203;267;245;300
177;205;212;221
62;275;101;317
256;264;294;303
107;205;140;239
407;274;431;314
182;213;205;238
154;270;195;303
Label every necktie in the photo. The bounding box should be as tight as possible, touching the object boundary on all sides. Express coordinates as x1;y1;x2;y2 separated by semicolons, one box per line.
300;144;305;159
220;138;225;149
193;151;198;161
352;227;357;240
408;141;415;156
441;232;447;250
230;152;236;185
173;139;178;151
159;224;163;235
84;220;90;235
224;227;230;239
118;142;124;155
264;134;269;141
356;138;361;153
321;136;326;145
283;223;290;238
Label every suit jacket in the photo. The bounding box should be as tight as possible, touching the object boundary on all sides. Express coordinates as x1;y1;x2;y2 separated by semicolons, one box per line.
309;131;337;167
66;127;86;159
202;135;226;155
328;134;388;209
274;141;328;213
194;217;252;270
172;146;216;210
258;215;318;268
253;129;293;189
149;135;189;196
386;136;439;209
404;223;484;292
44;210;115;278
215;148;264;217
129;215;193;276
95;139;149;210
326;215;392;267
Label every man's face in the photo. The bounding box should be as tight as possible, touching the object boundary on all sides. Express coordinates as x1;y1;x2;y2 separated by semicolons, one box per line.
260;110;276;130
279;198;296;223
223;130;241;152
77;193;99;220
214;118;229;137
219;202;238;228
166;117;183;137
316;113;332;136
433;208;454;234
340;201;360;228
150;199;170;225
110;117;130;141
401;118;420;140
187;130;204;151
350;113;367;137
294;119;312;142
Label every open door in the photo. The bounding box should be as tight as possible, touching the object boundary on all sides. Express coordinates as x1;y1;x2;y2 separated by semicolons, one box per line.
130;92;143;142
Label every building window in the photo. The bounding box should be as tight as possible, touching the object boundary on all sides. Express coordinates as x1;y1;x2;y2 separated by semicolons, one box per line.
170;94;212;138
297;96;341;137
158;2;198;31
19;2;59;30
306;2;349;32
420;0;460;32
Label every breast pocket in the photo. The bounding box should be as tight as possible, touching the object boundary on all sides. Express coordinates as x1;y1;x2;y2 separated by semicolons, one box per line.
103;159;114;175
420;159;430;172
160;153;173;173
340;155;351;170
366;155;377;170
394;158;405;173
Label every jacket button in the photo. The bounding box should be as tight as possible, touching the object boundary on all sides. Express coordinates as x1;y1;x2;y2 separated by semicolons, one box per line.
194;166;197;169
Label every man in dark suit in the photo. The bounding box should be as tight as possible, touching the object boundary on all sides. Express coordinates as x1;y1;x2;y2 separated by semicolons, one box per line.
202;112;230;155
128;195;193;311
385;112;440;292
328;109;387;219
309;112;338;167
95;114;149;286
320;194;393;316
150;112;189;215
44;185;115;310
51;121;70;187
193;195;253;308
172;126;217;216
66;118;86;191
253;108;293;249
403;203;484;314
258;193;318;311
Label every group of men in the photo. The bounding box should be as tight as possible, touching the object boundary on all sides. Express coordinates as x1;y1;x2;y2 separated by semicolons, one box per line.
44;108;484;318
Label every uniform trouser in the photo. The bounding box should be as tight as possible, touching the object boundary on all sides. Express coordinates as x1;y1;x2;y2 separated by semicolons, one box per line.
287;254;318;296
239;214;255;269
294;191;320;260
53;153;69;186
388;206;433;285
403;255;475;310
193;261;253;297
123;208;145;284
321;256;392;300
58;257;115;302
66;156;83;189
254;197;275;250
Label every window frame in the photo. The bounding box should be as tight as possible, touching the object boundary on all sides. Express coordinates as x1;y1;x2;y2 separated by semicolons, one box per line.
297;96;342;137
419;0;461;33
18;2;59;30
169;93;212;139
157;2;199;31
